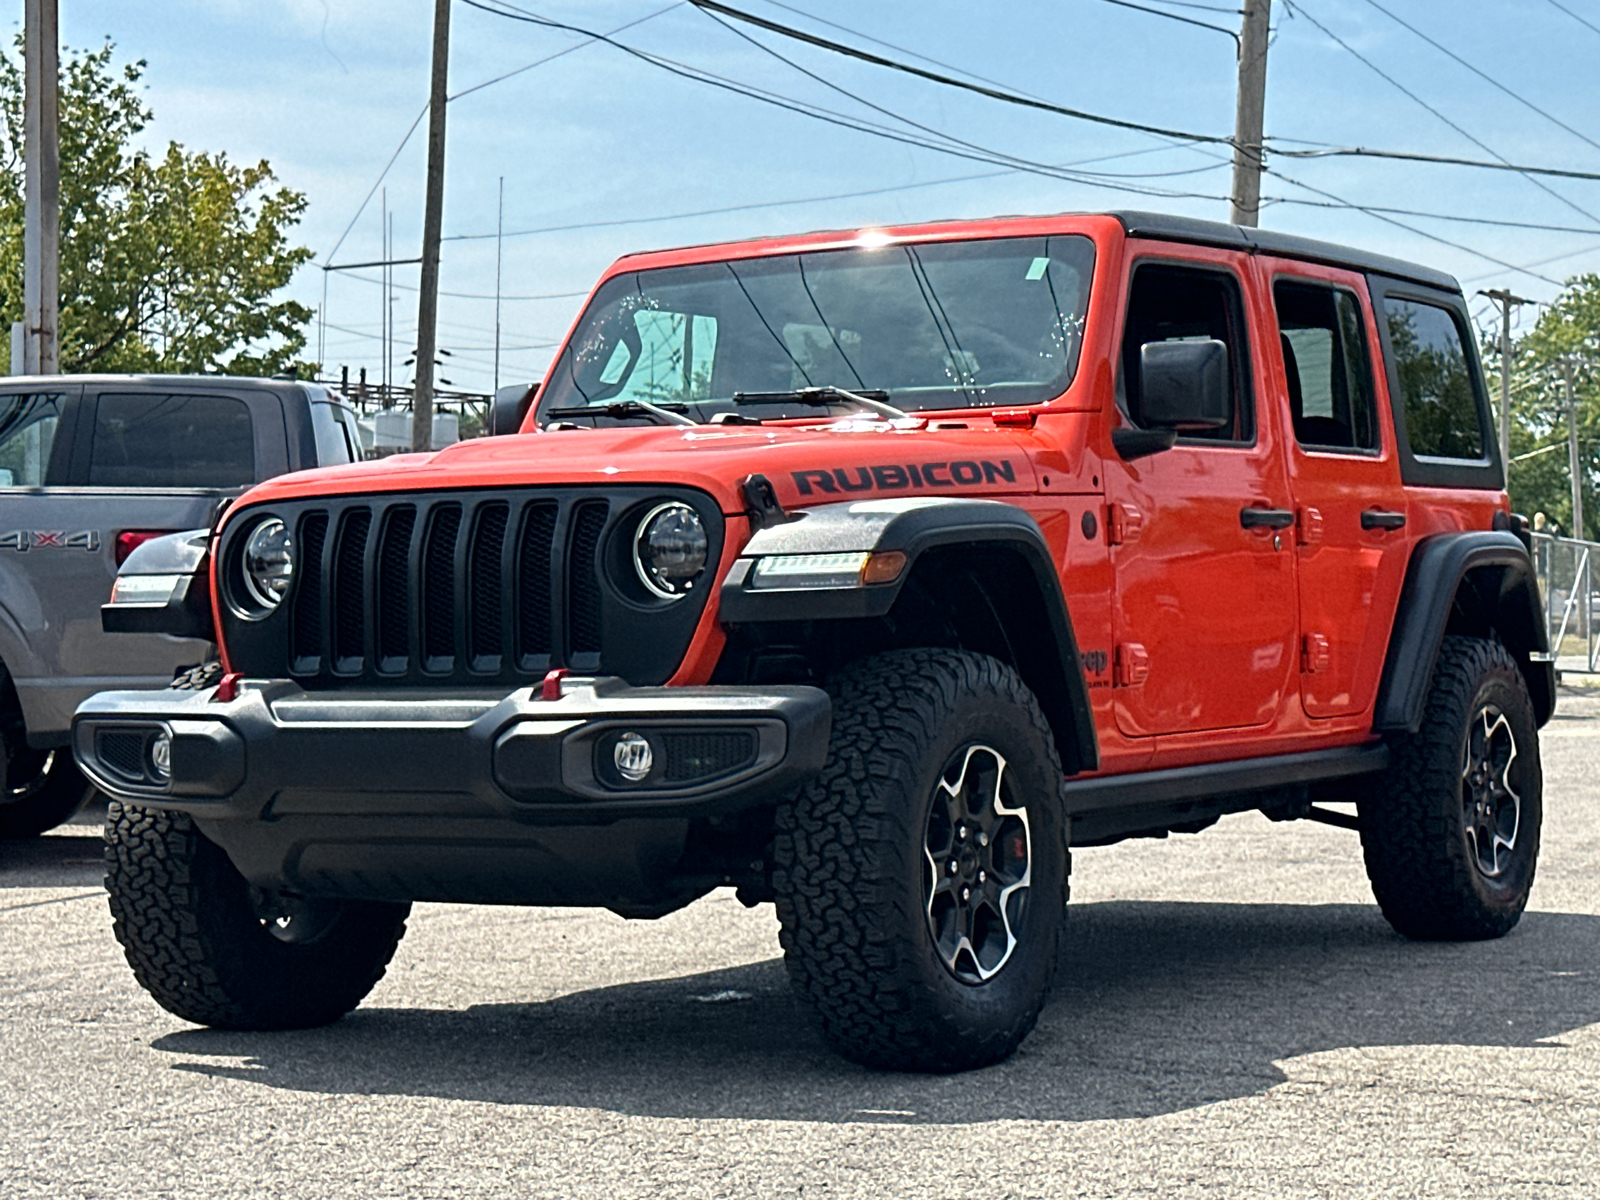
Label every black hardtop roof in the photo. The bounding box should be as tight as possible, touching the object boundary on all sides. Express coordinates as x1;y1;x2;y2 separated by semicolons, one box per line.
1111;210;1461;293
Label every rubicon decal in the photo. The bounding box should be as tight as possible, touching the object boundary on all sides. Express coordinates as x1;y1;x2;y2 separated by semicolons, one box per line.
792;459;1019;496
0;530;101;552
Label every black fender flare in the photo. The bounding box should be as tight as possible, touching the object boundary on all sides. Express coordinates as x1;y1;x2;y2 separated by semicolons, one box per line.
1375;531;1554;732
719;498;1099;773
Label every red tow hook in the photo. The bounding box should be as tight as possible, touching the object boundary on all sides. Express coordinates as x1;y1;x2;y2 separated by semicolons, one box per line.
215;672;243;702
540;668;570;701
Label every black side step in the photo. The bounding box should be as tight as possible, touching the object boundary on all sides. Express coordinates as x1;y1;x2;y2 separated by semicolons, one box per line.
1063;743;1388;846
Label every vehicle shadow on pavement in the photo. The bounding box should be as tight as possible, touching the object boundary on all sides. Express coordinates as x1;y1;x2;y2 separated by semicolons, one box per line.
152;899;1600;1124
0;833;105;891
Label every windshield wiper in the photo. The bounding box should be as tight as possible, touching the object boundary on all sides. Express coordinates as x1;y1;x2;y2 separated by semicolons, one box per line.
731;386;909;421
545;400;697;427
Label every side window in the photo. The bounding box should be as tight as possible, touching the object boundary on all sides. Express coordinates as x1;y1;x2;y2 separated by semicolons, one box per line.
1121;263;1253;443
0;392;64;487
1274;281;1378;451
88;393;256;488
310;402;355;466
1382;297;1485;461
611;309;719;405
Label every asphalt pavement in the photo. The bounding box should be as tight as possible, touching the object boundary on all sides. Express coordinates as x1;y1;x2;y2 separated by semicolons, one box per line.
7;694;1600;1198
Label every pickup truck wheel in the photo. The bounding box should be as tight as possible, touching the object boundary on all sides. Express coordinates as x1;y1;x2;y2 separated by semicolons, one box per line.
772;648;1068;1072
1360;635;1542;941
104;801;411;1029
0;749;92;838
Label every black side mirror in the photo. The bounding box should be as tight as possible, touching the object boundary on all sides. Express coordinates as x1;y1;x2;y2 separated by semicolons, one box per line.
490;382;540;436
1139;339;1230;430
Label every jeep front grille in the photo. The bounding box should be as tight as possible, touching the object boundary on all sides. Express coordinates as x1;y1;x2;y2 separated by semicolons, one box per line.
219;487;720;690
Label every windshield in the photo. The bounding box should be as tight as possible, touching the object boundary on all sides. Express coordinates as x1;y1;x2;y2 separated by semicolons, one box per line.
536;234;1095;423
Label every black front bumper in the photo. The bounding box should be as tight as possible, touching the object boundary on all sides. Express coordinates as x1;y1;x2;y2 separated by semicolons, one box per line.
72;676;830;908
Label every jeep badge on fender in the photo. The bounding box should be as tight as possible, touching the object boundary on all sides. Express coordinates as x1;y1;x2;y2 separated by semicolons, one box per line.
79;212;1549;1074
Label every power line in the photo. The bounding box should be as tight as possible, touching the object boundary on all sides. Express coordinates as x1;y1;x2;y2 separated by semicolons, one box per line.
1275;146;1600;183
1359;0;1600;157
1268;167;1565;286
1093;0;1240;48
460;0;1235;203
1283;0;1600;230
1545;0;1600;39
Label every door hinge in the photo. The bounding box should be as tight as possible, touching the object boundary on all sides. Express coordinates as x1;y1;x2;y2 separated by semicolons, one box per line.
1302;633;1331;674
1116;641;1150;687
1108;503;1143;545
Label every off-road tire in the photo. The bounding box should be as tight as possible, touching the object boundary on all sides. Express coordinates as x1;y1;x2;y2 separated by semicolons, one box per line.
1360;635;1542;941
104;801;411;1029
772;648;1069;1073
172;659;224;691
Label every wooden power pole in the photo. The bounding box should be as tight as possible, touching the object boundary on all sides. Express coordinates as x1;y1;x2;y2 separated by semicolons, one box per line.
22;0;59;375
413;0;452;452
1479;288;1535;474
1229;0;1272;228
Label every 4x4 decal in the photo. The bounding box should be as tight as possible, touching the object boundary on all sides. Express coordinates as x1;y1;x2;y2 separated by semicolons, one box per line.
0;530;101;552
792;458;1019;496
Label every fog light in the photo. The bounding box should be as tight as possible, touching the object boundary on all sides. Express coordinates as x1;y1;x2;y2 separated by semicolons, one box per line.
613;732;653;782
148;731;172;782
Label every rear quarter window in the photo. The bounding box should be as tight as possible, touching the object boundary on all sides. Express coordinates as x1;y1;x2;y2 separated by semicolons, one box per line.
88;393;255;488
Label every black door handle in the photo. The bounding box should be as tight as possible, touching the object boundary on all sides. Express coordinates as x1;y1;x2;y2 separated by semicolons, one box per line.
1240;506;1295;530
1361;508;1407;531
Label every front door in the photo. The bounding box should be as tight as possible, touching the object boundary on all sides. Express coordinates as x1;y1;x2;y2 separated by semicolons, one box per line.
1107;250;1299;738
1264;262;1410;718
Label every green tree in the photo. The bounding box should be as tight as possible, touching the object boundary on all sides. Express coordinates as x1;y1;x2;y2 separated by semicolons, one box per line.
0;40;314;375
1496;275;1600;539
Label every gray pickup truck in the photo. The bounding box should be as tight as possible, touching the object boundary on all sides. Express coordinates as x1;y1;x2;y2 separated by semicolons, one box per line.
0;375;366;836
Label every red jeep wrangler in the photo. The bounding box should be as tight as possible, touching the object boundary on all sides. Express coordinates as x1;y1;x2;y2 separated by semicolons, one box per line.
77;211;1551;1072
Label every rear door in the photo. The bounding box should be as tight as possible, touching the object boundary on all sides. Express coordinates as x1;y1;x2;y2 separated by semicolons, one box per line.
1105;247;1300;737
1263;260;1409;719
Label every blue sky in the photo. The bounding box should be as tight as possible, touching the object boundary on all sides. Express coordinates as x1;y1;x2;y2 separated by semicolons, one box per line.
35;0;1600;392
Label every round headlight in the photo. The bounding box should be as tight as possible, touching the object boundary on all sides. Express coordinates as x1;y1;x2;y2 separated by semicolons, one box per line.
242;518;294;610
633;502;707;599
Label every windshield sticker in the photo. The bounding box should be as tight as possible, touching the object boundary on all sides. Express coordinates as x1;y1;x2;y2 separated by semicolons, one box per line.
1025;257;1050;281
792;460;1018;496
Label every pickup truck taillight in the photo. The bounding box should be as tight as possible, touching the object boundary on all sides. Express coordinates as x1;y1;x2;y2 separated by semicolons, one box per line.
115;530;179;567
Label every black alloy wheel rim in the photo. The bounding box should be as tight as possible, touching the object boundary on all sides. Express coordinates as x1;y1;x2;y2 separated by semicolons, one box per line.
1;747;54;808
1462;702;1522;880
923;744;1032;984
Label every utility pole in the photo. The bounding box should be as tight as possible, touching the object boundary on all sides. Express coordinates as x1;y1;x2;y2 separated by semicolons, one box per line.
413;0;451;452
494;175;504;395
1479;288;1535;472
1229;0;1272;228
1563;358;1585;540
22;0;59;374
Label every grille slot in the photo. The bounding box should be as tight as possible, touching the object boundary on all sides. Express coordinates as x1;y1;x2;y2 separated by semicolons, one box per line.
291;511;329;673
421;503;463;670
97;729;149;782
567;501;608;657
468;501;510;671
375;505;416;672
516;501;558;667
331;508;372;673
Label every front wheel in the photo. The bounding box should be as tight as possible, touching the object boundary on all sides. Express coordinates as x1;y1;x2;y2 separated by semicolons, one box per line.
1359;635;1542;941
772;649;1069;1072
105;801;411;1029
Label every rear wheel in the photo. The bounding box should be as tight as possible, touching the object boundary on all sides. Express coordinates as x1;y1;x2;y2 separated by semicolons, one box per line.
105;801;410;1029
1359;635;1542;940
772;648;1069;1072
0;748;92;838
